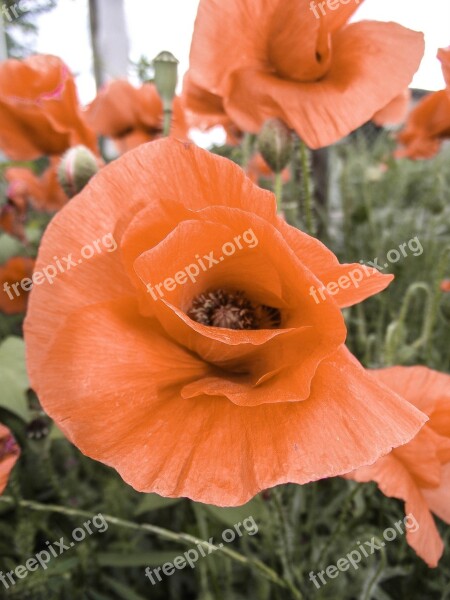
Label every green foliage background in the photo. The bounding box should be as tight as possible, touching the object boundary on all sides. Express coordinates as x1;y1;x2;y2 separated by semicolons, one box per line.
1;131;449;599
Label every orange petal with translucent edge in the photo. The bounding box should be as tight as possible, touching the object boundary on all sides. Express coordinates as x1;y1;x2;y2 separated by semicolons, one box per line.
267;1;329;81
24;139;275;381
37;304;426;506
276;218;393;306
182;72;230;130
423;463;450;524
373;89;411;126
225;22;424;148
315;263;393;308
372;366;450;418
188;0;276;96
321;0;364;33
347;455;443;568
399;91;450;140
85;79;140;137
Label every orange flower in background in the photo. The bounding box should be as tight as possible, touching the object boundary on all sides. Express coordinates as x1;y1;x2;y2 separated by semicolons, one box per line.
185;0;424;149
25;139;426;506
0;424;20;494
0;54;97;160
347;367;450;568
441;280;450;293
182;73;242;144
372;89;411;127
397;47;450;159
85;80;188;154
0;257;35;315
6;159;68;213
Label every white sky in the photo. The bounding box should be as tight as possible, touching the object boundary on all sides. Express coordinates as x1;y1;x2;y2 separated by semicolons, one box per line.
34;0;450;105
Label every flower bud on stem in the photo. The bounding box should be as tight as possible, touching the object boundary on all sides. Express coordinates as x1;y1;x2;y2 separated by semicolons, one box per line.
153;51;179;137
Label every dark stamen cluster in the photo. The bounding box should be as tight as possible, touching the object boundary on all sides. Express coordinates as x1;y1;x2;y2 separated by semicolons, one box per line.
187;289;281;330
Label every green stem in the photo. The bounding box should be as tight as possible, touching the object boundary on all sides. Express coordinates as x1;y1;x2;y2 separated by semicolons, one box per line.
274;171;283;210
271;488;303;600
299;141;315;236
163;107;172;136
0;496;294;595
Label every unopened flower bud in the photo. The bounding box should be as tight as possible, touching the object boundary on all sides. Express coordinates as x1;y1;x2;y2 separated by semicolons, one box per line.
257;119;293;173
153;51;179;111
58;146;99;198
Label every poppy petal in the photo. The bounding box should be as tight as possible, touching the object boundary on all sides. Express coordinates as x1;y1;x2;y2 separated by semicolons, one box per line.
38;303;426;505
225;22;424;148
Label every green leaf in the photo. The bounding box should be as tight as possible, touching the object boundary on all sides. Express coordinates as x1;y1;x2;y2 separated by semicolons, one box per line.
0;336;29;420
134;493;182;515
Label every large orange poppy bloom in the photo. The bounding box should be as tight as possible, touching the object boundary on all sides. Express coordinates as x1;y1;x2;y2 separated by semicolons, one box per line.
6;159;68;213
0;424;20;494
397;48;450;159
85;80;188;154
0;54;97;160
185;0;424;149
0;257;36;314
24;139;426;505
347;367;450;567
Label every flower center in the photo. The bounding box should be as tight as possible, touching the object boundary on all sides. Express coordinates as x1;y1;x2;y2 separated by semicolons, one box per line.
187;289;281;330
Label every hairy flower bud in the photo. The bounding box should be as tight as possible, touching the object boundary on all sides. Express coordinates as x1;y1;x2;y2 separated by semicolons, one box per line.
257;119;293;173
58;146;99;198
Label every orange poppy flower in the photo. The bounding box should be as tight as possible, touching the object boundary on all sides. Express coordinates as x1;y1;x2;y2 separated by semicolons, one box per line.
0;54;97;161
24;139;426;505
346;366;450;567
0;257;36;314
441;280;450;293
396;91;450;159
6;159;68;213
372;89;411;127
0;424;20;494
185;0;424;149
397;48;450;159
85;80;188;154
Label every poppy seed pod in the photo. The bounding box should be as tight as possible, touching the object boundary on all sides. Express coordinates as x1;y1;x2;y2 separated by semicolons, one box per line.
257;119;293;173
153;51;179;111
58;145;99;199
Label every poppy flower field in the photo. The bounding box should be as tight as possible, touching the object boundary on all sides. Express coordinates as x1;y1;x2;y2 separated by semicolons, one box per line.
0;1;450;599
